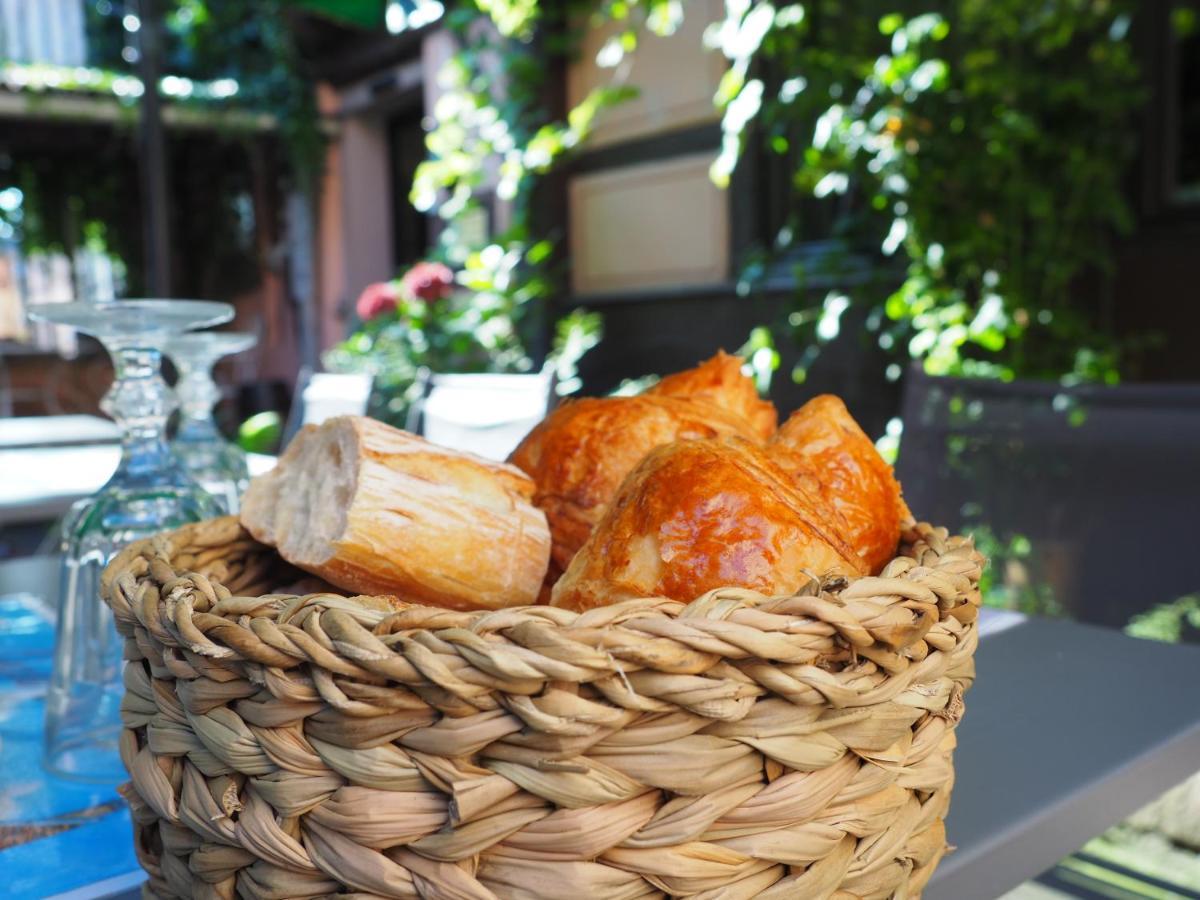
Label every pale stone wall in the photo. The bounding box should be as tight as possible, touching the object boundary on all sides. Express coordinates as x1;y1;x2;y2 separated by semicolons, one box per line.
565;0;729;299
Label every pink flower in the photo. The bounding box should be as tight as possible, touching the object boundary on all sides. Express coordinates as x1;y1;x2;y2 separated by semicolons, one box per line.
402;261;455;303
356;281;399;321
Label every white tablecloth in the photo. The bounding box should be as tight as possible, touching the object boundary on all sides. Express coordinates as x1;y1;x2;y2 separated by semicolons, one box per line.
0;446;275;525
0;415;121;449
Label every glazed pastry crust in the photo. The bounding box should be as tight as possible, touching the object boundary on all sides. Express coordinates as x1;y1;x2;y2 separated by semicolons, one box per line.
551;437;863;612
769;395;909;574
509;394;767;572
647;350;777;441
241;416;551;610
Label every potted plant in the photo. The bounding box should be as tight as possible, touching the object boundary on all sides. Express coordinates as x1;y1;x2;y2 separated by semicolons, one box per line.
323;260;599;454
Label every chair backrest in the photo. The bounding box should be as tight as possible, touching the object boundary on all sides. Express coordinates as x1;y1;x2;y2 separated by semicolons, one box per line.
302;372;374;425
282;369;374;447
897;367;1200;630
413;366;556;461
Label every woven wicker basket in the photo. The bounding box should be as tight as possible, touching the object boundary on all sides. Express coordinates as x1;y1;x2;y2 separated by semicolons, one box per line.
101;515;983;899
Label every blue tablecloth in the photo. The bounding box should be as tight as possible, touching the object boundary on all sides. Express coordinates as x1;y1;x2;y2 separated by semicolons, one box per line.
0;605;141;898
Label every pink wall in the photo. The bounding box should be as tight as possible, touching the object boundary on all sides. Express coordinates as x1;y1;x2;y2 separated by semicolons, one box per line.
313;80;402;356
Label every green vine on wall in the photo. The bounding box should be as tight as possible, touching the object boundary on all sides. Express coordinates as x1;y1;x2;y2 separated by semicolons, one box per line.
410;0;692;385
709;0;1147;386
413;0;1151;401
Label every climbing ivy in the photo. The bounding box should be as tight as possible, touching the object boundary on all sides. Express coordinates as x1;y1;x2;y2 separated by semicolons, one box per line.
416;0;1150;392
410;0;689;373
708;0;1147;385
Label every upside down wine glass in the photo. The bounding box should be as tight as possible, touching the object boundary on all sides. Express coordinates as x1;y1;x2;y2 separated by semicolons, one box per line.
167;331;258;514
28;299;232;782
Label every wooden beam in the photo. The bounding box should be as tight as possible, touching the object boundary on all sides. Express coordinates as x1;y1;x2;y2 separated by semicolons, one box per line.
136;0;171;297
0;90;280;131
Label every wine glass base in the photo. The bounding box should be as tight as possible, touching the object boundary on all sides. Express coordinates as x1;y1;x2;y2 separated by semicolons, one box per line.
0;592;55;681
43;726;126;784
0;684;124;827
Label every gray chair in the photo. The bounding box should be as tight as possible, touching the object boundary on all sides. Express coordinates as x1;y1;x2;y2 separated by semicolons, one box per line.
896;367;1200;631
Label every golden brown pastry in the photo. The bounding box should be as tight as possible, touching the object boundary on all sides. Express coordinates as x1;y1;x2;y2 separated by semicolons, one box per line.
240;416;551;611
551;437;863;612
509;394;768;574
769;395;909;574
646;351;777;440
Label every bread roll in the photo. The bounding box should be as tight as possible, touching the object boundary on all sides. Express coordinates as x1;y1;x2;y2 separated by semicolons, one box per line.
769;395;909;574
509;394;767;574
551;438;863;612
240;416;551;610
646;351;777;440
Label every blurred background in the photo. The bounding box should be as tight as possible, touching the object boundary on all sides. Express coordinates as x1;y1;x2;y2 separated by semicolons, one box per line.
0;1;1199;893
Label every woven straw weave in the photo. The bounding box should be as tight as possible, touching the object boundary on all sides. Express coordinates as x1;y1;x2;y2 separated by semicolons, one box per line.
101;515;983;899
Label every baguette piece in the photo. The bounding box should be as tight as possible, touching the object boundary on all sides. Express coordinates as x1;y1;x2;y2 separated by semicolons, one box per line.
241;416;551;611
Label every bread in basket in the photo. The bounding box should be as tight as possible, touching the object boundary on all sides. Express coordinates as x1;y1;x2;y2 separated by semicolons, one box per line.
101;354;983;898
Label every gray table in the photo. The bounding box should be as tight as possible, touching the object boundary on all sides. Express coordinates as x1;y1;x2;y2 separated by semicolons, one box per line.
926;617;1200;898
0;553;1192;899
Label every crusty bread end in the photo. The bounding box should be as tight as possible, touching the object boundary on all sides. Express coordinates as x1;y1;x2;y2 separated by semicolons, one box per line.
241;416;551;610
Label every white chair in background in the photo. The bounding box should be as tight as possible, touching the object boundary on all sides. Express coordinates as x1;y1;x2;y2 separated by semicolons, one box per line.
412;366;555;461
282;366;552;461
301;372;374;426
282;369;374;447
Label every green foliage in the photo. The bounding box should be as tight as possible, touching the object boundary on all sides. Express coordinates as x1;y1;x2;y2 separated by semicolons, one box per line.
78;0;322;185
552;308;605;394
4;131;267;298
0;61;237;102
326;269;605;426
610;373;661;395
164;0;324;189
414;0;1148;395
6;156;138;261
970;524;1064;617
48;0;329;193
1126;594;1200;644
737;325;781;394
2;1;320;296
325;261;537;425
710;0;1146;385
411;0;683;394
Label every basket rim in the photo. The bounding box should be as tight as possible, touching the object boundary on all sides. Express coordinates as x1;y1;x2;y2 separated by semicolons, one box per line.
101;515;984;712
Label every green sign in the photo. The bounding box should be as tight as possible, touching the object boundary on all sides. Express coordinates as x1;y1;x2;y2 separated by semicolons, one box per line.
286;0;385;30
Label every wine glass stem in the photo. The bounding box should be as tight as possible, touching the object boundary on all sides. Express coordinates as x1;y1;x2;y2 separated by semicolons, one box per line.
175;361;222;443
103;345;177;481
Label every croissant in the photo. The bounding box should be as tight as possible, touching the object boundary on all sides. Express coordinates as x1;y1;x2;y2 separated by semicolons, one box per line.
240;415;551;610
551;437;863;612
510;394;767;573
769;395;909;574
646;351;777;440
